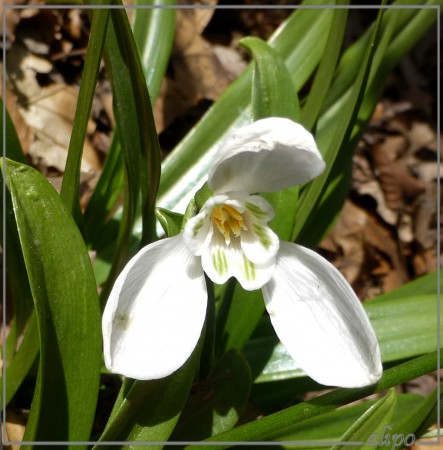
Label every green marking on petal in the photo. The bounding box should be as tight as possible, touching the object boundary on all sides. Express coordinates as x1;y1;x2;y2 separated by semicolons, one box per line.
243;254;256;282
253;224;272;249
193;219;204;237
212;247;228;276
246;202;269;219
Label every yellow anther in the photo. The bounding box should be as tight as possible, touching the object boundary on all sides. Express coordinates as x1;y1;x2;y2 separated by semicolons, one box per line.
212;205;247;241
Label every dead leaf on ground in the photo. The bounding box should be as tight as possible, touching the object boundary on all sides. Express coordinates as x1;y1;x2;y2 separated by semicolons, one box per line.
4;410;26;449
6;42;100;173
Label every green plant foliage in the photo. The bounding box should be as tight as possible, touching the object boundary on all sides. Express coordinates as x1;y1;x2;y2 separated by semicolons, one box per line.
96;330;205;447
2;158;102;445
172;350;252;441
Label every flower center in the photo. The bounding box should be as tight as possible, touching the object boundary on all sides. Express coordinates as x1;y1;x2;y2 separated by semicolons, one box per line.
211;204;247;242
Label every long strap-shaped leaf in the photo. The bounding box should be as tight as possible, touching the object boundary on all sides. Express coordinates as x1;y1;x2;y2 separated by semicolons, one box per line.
85;0;173;250
292;2;386;243
60;4;110;227
97;4;161;303
95;329;205;447
184;351;440;448
158;2;335;212
2;159;102;446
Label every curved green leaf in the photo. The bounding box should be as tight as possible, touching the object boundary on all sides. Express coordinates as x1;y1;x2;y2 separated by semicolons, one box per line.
61;5;110;225
240;36;300;121
184;351;440;448
96;329;205;447
133;0;176;105
2;158;101;444
172;350;252;441
300;2;348;130
158;4;335;212
0;312;39;409
275;393;422;445
332;388;397;449
99;4;162;302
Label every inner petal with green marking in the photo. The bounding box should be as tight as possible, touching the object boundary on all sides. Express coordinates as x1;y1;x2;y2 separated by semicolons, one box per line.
183;192;280;291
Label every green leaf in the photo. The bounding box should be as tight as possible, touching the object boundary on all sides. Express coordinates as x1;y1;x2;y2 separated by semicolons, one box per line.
172;350;252;441
157;4;335;212
156;208;184;237
2;158;102;444
99;4;161;302
0;312;39;408
184;351;440;448
60;6;110;225
107;6;161;246
96;330;205;447
240;36;300;121
275;393;421;446
293;5;386;245
375;384;440;450
84;133;125;250
133;0;176;105
300;2;348;130
332;388;397;449
1;151;34;363
85;0;175;249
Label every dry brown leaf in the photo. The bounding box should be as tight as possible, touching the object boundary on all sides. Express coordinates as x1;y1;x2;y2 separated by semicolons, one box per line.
6;42;100;172
5;410;26;449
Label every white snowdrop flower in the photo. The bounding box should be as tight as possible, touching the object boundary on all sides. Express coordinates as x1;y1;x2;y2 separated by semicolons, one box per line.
102;117;382;388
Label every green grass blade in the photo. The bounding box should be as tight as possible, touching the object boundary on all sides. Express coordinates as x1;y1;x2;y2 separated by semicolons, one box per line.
274;394;421;444
2;158;101;445
60;6;110;225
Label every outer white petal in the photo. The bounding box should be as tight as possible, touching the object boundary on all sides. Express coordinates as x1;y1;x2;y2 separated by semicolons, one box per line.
208;117;325;194
102;235;207;380
262;242;382;388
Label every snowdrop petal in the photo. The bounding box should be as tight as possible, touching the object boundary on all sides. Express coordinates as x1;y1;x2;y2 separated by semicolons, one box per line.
102;235;207;380
262;242;382;388
201;232;275;291
208;117;325;194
